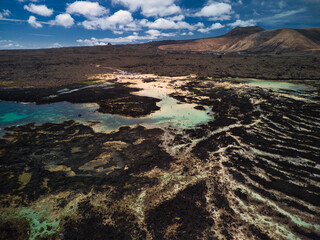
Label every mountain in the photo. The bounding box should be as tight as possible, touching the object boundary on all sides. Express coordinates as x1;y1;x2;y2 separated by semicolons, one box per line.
158;26;320;54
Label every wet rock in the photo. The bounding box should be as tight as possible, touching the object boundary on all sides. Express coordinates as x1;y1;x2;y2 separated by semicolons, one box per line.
194;105;206;111
97;95;160;117
0;219;30;240
63;201;132;240
0;121;171;204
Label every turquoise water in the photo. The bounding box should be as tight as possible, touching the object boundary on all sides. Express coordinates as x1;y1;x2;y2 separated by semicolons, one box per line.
232;78;318;100
245;80;313;91
0;78;213;133
1;79;316;134
0;97;211;134
1;208;60;240
0;101;148;133
233;78;315;92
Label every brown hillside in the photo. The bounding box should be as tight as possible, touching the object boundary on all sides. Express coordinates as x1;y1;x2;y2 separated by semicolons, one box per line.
158;26;320;54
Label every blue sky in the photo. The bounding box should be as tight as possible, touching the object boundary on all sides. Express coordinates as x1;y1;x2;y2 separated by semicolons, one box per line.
0;0;319;49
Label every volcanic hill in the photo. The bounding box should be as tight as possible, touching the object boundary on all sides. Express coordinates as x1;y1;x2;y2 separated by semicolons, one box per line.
158;26;320;54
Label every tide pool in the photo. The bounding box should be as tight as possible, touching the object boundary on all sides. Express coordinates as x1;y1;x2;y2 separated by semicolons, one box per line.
0;81;212;134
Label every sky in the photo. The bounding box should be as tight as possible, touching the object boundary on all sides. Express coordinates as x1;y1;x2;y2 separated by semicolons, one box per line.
0;0;319;49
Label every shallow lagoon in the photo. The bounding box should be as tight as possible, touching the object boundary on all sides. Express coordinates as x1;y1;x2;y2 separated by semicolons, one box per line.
1;77;316;134
0;80;212;133
245;79;314;91
234;78;315;92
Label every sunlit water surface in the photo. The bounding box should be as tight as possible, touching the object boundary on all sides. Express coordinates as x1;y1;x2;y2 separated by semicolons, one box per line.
0;81;212;134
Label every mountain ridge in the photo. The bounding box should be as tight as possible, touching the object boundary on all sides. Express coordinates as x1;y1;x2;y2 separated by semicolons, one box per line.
158;26;320;54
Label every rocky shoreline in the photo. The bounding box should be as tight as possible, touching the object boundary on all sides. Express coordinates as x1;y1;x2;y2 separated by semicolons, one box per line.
1;74;320;239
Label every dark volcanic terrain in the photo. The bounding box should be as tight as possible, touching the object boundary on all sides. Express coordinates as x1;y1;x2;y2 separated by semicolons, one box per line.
0;29;320;240
1;31;320;89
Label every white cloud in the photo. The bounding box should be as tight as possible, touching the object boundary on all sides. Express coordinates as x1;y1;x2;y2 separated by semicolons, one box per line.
24;4;53;17
66;1;108;19
107;10;133;25
181;32;194;36
167;15;185;21
113;30;124;34
77;30;176;45
0;18;26;22
112;0;181;17
28;15;42;28
195;2;232;18
146;29;176;38
0;40;23;49
194;22;205;28
81;10;133;30
209;14;231;21
143;18;202;31
50;13;74;28
0;9;11;18
119;20;141;31
50;43;63;48
198;22;224;33
228;19;257;28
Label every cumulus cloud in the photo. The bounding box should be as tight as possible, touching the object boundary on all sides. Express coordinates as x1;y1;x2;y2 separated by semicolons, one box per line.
66;1;109;19
144;18;189;30
195;2;232;18
49;43;63;48
0;9;11;18
28;15;42;28
0;40;23;49
81;10;133;30
120;21;141;31
24;4;53;17
181;32;194;36
142;18;204;31
50;13;74;28
146;29;176;38
113;30;124;34
228;19;256;28
112;0;181;17
107;10;133;25
198;22;224;33
167;15;185;21
209;14;231;21
77;30;176;45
